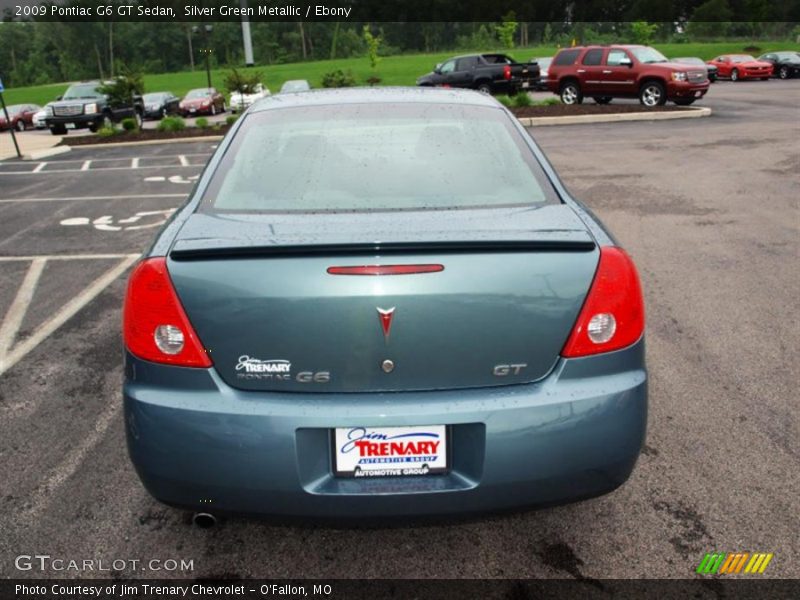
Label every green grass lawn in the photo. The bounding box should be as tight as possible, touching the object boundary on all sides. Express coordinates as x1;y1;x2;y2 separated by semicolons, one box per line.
3;41;796;107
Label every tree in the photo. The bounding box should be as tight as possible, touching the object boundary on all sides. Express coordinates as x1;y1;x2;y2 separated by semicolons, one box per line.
629;21;658;45
688;0;733;39
495;12;518;49
98;65;144;108
224;68;263;111
363;25;382;70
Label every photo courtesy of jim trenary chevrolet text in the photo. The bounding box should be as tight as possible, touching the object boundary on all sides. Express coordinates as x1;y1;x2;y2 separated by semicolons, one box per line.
0;0;798;597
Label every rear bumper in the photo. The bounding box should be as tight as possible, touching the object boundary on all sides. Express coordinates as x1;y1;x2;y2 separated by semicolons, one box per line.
124;340;647;521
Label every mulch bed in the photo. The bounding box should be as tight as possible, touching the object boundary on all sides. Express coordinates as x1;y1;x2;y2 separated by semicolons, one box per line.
510;104;694;118
60;125;230;146
59;104;693;146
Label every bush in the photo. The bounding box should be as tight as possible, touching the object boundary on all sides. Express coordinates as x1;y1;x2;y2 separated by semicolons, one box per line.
539;97;561;106
365;75;382;86
495;95;513;107
97;126;119;138
120;117;138;132
513;92;532;107
157;116;186;132
321;69;357;88
195;117;209;129
226;114;239;126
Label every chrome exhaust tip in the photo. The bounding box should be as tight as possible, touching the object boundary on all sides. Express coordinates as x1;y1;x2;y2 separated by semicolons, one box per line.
192;512;217;528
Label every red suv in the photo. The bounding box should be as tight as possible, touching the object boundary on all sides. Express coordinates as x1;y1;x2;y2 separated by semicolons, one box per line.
547;45;710;107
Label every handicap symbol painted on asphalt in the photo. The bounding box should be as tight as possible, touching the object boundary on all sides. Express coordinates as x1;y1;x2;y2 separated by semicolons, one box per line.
60;209;176;232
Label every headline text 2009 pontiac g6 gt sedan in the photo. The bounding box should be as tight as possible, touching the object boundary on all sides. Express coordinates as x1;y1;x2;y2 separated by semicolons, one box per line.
123;88;647;523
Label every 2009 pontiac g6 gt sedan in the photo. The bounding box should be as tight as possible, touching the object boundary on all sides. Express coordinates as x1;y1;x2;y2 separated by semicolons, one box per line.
123;88;647;521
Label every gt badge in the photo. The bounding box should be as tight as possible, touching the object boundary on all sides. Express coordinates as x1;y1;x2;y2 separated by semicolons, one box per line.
377;307;395;342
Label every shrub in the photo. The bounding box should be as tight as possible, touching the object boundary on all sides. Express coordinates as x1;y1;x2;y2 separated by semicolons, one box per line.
365;75;382;86
495;95;513;107
97;126;119;137
120;117;138;132
540;97;561;106
157;116;186;132
513;92;532;107
195;117;209;129
226;114;239;126
321;69;357;88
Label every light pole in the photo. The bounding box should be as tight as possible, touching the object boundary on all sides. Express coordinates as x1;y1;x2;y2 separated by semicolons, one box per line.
192;25;214;88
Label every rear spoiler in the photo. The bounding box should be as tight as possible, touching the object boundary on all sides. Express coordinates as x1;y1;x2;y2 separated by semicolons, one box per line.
169;238;596;261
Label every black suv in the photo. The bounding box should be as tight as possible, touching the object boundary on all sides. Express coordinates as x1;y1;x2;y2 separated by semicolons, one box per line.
45;80;144;135
417;54;539;95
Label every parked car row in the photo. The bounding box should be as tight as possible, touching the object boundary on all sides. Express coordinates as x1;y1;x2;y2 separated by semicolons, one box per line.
416;46;798;108
540;46;797;107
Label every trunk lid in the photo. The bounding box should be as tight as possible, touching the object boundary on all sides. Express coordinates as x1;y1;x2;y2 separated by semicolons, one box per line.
167;205;599;392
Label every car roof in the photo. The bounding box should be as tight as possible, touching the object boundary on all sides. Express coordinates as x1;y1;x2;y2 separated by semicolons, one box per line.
248;86;501;112
560;45;647;51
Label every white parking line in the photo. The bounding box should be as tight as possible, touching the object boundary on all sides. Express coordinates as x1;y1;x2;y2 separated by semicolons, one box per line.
0;254;141;261
0;254;139;378
178;154;189;166
32;162;47;173
0;164;201;175
131;158;140;169
0;193;186;204
0;258;47;360
17;399;121;522
81;160;92;171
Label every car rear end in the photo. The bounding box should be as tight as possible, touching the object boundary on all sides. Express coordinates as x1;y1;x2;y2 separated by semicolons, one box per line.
123;91;647;520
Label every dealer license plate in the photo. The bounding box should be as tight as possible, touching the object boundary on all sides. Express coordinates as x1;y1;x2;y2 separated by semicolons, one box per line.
333;425;448;478
65;123;75;129
522;81;530;88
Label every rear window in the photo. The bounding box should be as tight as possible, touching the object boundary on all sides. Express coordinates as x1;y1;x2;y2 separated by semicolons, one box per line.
200;103;559;213
553;49;580;66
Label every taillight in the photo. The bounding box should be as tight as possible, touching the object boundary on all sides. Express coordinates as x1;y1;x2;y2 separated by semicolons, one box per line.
561;247;644;358
123;258;212;367
503;65;512;80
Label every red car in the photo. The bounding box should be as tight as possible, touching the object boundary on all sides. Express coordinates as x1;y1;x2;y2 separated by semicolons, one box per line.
547;45;710;107
706;55;773;81
179;88;226;117
0;104;41;132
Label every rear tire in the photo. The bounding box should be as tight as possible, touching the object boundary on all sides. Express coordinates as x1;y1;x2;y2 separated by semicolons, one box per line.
779;66;789;79
15;120;25;132
211;104;217;116
476;82;492;95
731;68;739;82
593;96;612;105
559;81;583;105
639;81;666;107
134;110;143;129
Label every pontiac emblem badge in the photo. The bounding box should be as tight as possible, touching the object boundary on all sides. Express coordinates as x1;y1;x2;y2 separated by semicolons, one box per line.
377;307;395;341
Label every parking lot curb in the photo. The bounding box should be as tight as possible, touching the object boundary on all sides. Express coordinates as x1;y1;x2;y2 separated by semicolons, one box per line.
62;135;224;150
21;145;72;161
519;106;711;127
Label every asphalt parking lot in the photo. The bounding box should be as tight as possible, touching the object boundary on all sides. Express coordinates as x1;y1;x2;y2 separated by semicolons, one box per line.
0;80;797;580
